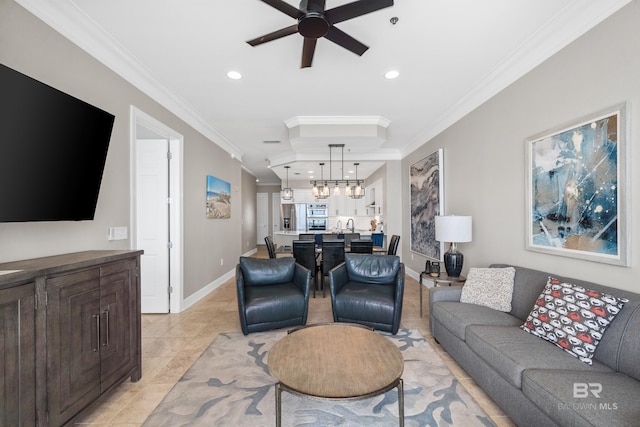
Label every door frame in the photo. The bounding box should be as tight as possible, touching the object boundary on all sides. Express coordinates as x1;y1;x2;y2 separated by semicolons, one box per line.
130;106;184;313
256;192;269;245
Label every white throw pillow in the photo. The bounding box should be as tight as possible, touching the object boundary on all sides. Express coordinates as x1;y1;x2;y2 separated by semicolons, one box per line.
460;267;516;312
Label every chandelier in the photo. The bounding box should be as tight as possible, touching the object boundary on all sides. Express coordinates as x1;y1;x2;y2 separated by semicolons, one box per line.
310;144;365;199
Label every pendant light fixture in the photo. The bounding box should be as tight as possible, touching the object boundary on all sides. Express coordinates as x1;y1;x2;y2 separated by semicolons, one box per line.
349;162;365;199
310;145;364;199
316;162;329;199
281;165;293;200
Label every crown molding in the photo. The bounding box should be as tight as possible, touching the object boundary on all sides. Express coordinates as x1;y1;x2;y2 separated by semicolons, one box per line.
402;0;631;158
15;0;245;161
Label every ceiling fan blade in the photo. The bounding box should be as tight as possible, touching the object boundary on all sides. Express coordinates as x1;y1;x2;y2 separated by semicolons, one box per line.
259;0;304;19
247;25;298;46
324;26;368;56
301;37;317;68
326;0;394;25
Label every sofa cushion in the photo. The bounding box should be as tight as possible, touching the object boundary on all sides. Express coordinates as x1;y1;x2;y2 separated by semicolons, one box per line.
523;369;640;427
239;256;295;286
460;267;515;312
466;325;613;389
333;281;395;324
521;277;628;365
431;301;522;341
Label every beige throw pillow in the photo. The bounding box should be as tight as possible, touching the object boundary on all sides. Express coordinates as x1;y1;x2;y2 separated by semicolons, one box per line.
460;267;516;312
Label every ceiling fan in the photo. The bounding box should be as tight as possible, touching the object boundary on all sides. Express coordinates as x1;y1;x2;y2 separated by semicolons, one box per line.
247;0;394;68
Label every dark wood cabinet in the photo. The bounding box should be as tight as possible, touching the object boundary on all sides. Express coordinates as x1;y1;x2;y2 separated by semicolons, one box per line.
0;282;36;426
0;250;142;427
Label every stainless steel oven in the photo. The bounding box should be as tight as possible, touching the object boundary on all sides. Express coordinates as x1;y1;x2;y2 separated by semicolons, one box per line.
307;218;327;231
307;204;327;218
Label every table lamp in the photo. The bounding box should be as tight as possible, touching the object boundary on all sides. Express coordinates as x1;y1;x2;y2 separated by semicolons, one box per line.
435;215;472;277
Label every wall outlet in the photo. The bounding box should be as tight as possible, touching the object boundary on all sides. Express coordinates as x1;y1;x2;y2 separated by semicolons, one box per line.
108;226;128;241
220;258;224;266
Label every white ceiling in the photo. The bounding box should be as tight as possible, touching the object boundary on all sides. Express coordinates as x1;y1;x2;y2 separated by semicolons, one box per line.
17;0;630;187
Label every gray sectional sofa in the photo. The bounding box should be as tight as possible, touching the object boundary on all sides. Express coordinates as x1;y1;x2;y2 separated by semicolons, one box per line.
428;264;640;427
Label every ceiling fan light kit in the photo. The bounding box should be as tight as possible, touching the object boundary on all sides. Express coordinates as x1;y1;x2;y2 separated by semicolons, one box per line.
247;0;395;68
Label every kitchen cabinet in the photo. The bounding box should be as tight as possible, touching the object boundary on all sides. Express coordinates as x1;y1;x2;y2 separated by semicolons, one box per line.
328;193;367;217
0;282;36;426
0;250;142;427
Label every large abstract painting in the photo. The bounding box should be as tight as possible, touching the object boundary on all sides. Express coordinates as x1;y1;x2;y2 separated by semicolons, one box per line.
526;103;629;266
410;149;444;259
206;175;231;219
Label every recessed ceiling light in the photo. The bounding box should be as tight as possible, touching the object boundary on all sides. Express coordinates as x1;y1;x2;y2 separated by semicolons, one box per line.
385;70;400;80
227;70;242;80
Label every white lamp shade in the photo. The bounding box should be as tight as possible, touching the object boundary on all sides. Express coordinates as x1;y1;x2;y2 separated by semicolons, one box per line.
435;215;472;243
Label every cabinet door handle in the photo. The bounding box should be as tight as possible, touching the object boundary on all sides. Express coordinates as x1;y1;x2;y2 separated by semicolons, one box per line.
102;307;110;348
93;314;100;352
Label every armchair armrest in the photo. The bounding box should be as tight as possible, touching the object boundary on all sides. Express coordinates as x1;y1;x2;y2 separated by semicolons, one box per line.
328;263;348;297
235;264;248;334
293;263;311;298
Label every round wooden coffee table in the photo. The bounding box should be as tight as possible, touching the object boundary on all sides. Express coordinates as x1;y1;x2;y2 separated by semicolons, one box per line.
268;323;404;426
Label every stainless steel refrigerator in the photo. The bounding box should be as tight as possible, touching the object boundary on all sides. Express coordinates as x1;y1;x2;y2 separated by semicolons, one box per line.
280;203;307;232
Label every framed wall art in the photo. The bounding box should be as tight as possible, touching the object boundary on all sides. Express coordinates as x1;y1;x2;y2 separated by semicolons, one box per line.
410;148;444;259
525;102;629;266
206;175;231;219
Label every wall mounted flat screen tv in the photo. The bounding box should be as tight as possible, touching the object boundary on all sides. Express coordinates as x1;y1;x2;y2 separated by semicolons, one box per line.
0;63;115;222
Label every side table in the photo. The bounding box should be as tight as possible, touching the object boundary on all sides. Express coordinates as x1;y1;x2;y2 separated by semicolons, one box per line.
419;272;466;318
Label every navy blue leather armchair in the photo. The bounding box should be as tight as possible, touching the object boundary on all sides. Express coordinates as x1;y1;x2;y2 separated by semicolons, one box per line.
236;256;311;335
329;254;405;334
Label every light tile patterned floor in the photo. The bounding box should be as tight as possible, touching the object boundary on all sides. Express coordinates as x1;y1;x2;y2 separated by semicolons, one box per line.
72;247;516;426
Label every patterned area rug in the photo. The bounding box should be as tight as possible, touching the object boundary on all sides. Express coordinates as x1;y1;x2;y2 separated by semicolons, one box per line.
143;328;495;426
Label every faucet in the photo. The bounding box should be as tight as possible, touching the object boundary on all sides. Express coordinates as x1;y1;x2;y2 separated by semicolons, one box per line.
346;218;354;233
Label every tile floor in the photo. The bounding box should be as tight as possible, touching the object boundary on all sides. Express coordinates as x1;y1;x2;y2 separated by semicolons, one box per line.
73;247;516;426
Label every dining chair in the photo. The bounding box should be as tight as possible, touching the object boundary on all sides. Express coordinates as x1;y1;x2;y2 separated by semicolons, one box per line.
322;233;340;241
387;235;400;255
343;233;361;247
264;235;277;259
320;240;345;297
349;239;373;254
293;240;319;297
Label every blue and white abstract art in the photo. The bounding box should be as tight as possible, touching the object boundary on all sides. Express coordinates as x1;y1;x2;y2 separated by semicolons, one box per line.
526;103;629;266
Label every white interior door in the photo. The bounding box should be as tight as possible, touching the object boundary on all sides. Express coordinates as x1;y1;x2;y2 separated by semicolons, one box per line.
257;193;268;244
131;106;183;313
136;139;170;313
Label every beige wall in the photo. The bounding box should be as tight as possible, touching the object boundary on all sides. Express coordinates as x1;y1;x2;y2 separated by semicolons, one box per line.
241;169;258;254
402;1;640;292
0;0;254;300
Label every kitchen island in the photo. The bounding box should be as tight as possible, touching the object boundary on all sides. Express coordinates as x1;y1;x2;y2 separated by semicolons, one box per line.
272;230;379;249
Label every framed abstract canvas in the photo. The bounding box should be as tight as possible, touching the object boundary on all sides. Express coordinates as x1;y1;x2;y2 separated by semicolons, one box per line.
410;149;444;259
525;103;629;266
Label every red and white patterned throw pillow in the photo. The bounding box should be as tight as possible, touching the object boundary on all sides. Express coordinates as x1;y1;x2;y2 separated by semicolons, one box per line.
521;277;628;365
